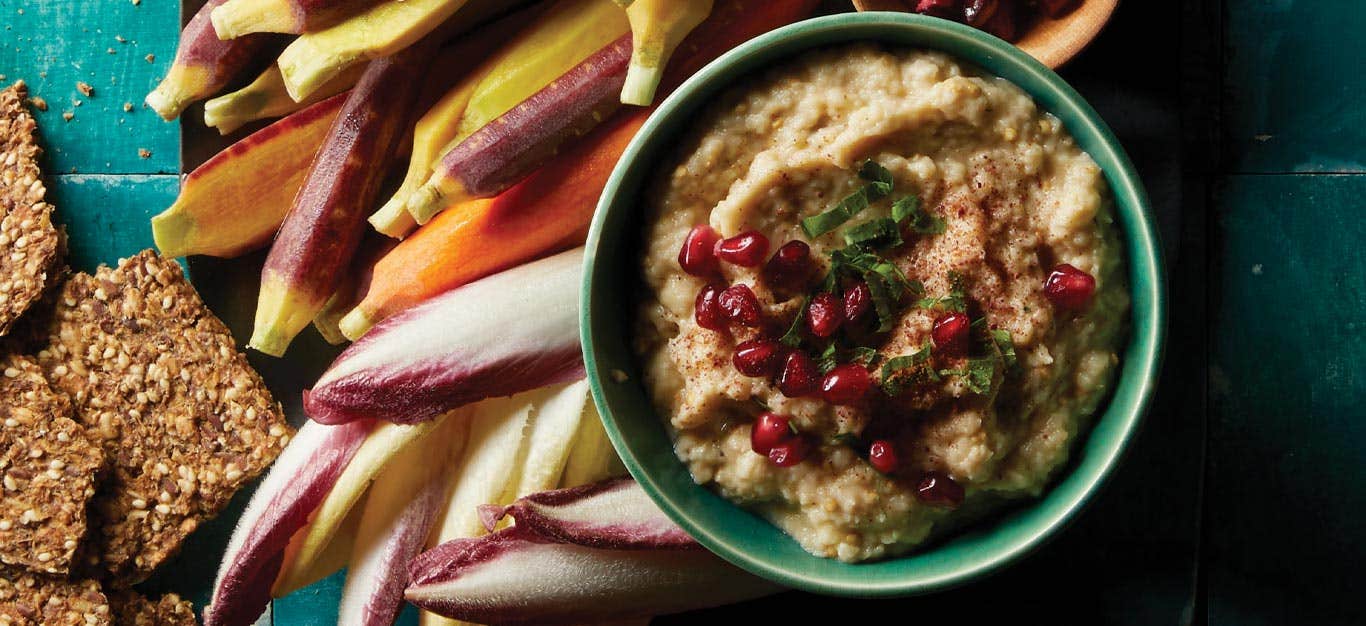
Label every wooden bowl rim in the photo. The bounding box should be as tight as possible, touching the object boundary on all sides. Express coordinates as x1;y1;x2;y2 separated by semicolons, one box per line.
850;0;1121;68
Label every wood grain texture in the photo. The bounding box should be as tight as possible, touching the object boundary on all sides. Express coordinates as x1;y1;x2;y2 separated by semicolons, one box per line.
0;0;180;174
1223;1;1366;173
1207;174;1366;626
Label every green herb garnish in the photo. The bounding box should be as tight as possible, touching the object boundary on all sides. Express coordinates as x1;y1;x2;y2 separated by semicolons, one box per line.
825;248;923;332
916;272;967;312
816;343;839;374
990;329;1018;369
892;195;946;234
880;343;936;396
780;297;810;348
940;357;997;395
829;432;860;446
800;160;895;238
844;218;902;249
850;346;880;368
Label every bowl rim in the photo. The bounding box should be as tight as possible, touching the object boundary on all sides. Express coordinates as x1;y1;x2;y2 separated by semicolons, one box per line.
582;12;1167;597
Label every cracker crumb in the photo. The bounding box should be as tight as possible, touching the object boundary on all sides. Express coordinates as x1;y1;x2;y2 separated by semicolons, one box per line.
144;54;154;63
61;111;72;122
115;35;126;43
26;97;45;112
122;102;133;113
76;82;92;97
137;149;150;159
37;251;291;585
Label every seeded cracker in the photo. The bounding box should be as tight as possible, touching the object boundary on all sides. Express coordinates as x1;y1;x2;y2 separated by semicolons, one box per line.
0;569;111;626
108;590;196;626
36;251;291;585
0;81;64;338
0;355;104;576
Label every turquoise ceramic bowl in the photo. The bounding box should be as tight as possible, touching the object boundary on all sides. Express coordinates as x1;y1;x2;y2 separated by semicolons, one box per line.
582;12;1166;597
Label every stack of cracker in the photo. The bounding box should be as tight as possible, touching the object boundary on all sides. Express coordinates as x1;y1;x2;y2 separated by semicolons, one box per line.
0;81;292;626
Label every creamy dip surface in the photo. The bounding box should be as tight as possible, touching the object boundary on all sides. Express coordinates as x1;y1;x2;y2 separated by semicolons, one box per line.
634;45;1129;562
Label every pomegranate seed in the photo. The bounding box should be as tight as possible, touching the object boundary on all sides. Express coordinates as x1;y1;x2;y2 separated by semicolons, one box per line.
717;284;762;327
778;351;820;397
843;282;872;322
716;231;770;267
678;225;720;277
868;440;899;474
932;312;971;358
733;339;785;378
750;412;794;456
768;436;812;467
806;292;844;338
694;285;725;331
916;471;965;507
764;240;812;288
1043;263;1096;311
821;364;872;405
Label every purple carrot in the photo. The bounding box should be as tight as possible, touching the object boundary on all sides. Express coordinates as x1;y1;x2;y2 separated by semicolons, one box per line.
250;38;435;358
146;0;268;120
479;478;698;550
303;247;585;425
405;34;633;224
406;526;779;624
204;419;375;626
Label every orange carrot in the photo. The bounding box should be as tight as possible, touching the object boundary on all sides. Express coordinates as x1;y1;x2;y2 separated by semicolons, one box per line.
337;0;821;339
338;111;645;340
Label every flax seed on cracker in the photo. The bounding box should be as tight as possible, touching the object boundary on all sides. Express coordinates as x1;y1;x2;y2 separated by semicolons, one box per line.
0;355;103;576
36;251;291;585
0;82;64;339
108;590;196;626
0;569;111;626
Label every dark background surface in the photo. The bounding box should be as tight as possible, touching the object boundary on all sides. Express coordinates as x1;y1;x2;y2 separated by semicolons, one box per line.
4;0;1365;623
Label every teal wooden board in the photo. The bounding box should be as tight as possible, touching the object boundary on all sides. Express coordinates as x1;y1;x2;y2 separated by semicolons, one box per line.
1224;1;1366;173
1207;174;1366;625
0;0;180;174
273;571;420;625
47;174;178;271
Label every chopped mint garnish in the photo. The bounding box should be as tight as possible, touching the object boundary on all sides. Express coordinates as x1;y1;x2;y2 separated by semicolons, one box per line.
939;357;998;395
816;343;839;374
880;343;936;396
780;297;810;348
800;160;895;238
850;346;880;368
844;217;902;249
990;328;1018;369
892;194;946;234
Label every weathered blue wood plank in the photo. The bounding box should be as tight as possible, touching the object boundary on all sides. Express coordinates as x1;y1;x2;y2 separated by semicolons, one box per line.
47;173;178;270
0;0;180;174
1208;174;1366;625
1224;1;1366;173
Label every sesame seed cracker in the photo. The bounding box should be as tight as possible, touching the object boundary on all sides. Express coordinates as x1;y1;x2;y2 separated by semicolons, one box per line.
108;590;196;626
0;355;104;576
0;569;111;626
36;251;291;585
0;81;64;339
